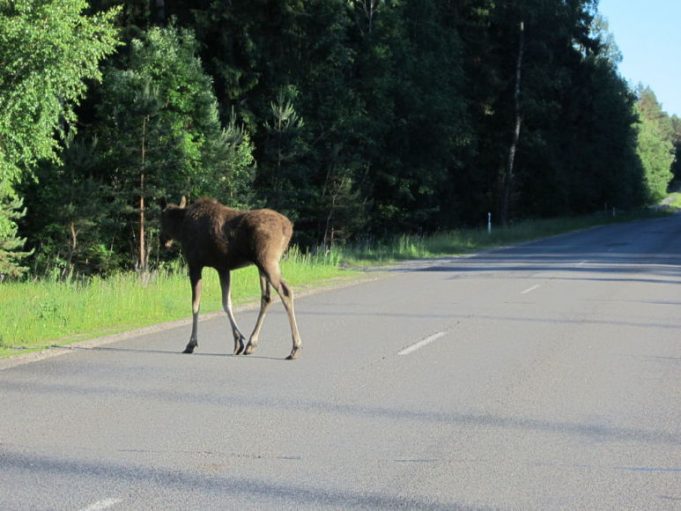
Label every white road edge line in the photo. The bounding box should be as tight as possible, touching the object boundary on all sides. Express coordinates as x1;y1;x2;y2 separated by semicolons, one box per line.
520;284;541;295
79;498;122;511
398;331;447;356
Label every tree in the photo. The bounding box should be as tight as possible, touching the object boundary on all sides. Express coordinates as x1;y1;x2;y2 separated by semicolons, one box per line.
259;86;309;214
19;135;121;277
552;14;644;213
492;0;599;219
470;0;645;220
568;56;644;212
0;0;120;184
352;0;469;234
191;0;368;244
9;0;666;276
635;86;675;202
501;21;525;226
0;0;119;277
0;193;31;279
95;25;254;272
668;115;681;189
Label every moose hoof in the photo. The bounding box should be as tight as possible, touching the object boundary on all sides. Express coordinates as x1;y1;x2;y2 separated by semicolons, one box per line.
286;347;301;360
243;343;256;355
183;342;197;354
233;335;246;355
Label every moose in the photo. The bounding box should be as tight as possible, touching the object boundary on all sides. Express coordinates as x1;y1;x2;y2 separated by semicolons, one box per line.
160;197;302;360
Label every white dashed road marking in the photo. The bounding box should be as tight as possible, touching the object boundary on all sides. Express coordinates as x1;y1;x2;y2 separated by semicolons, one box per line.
79;498;122;511
520;284;541;295
398;331;447;356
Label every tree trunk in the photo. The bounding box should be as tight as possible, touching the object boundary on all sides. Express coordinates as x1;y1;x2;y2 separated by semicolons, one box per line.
155;0;166;24
323;192;337;250
66;220;77;279
139;115;147;273
139;175;145;271
501;21;525;226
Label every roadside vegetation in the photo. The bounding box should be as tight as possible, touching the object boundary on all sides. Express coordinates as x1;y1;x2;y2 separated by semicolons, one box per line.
338;209;669;264
0;248;347;358
663;192;681;209
2;2;680;359
4;1;681;284
1;207;669;358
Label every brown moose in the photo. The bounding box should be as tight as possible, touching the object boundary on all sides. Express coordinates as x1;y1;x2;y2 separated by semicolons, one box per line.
160;197;302;360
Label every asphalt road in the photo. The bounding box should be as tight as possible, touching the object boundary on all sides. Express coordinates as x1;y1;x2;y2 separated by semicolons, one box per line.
2;214;681;510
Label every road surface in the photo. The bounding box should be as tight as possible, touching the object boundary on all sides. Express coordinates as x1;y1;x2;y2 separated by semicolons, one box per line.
1;214;681;510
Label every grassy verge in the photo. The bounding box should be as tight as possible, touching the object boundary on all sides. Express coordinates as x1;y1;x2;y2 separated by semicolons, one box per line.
664;192;681;209
337;208;668;265
0;207;670;358
0;248;353;358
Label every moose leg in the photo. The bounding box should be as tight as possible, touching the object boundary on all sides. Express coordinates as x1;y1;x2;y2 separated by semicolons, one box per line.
279;279;302;360
219;269;246;355
259;263;302;360
184;266;202;354
243;271;272;355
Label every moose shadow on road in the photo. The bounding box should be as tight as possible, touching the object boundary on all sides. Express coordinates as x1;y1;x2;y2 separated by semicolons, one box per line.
61;344;285;361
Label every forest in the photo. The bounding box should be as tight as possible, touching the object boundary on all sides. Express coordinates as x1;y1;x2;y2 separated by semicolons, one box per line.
1;0;680;280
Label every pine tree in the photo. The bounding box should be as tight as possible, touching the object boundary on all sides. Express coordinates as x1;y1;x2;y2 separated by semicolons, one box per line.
95;25;254;271
0;191;31;279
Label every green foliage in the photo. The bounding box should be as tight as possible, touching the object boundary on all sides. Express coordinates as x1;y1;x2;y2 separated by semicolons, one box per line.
0;191;32;279
355;0;469;232
19;134;121;277
0;247;351;356
337;208;666;265
2;208;665;357
97;24;250;196
0;0;119;277
665;192;681;209
8;0;678;280
0;0;120;184
91;24;254;269
260;86;309;213
635;87;675;202
669;115;681;189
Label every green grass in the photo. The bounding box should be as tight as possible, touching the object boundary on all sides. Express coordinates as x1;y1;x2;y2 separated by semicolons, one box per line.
664;192;681;209
0;248;352;358
0;207;668;358
337;208;667;265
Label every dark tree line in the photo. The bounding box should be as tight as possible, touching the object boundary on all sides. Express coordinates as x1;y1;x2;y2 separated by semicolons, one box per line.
3;0;678;278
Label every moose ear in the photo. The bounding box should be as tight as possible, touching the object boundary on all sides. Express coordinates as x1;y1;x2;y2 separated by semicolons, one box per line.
179;196;187;208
